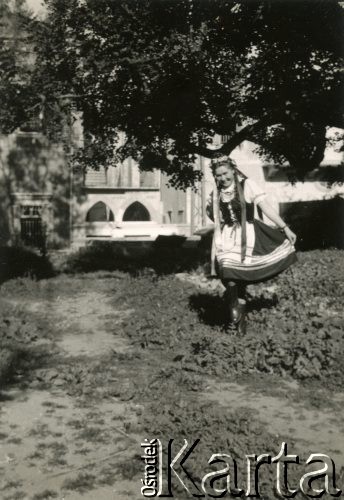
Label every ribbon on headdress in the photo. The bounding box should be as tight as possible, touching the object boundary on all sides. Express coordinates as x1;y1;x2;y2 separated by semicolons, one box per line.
235;170;247;263
211;183;222;276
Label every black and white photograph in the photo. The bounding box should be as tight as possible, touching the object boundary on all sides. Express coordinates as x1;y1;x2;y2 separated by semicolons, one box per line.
0;0;343;498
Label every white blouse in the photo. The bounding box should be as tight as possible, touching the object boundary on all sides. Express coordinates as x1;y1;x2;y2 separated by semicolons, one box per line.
242;178;267;205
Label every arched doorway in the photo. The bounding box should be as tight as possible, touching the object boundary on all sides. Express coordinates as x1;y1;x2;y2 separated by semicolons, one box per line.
123;202;150;221
86;201;114;222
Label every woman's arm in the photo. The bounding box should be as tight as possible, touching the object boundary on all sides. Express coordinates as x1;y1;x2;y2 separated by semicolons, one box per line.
193;191;215;236
257;199;297;245
206;191;214;222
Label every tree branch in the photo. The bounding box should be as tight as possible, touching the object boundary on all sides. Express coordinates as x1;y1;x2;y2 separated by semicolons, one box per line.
190;118;275;158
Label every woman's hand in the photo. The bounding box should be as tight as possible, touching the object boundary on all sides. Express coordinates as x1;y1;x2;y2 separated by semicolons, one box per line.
194;224;215;236
284;226;297;245
257;199;297;246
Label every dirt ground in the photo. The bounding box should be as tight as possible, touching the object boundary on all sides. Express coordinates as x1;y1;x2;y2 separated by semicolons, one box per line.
0;276;140;500
0;253;343;499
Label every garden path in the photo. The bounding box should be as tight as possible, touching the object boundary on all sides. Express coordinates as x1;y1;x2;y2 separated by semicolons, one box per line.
0;280;139;500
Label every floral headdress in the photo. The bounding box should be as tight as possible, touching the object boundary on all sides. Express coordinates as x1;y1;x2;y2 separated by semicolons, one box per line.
210;155;247;179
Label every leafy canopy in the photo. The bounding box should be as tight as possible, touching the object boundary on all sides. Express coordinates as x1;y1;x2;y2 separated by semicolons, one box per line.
3;0;344;186
0;0;37;134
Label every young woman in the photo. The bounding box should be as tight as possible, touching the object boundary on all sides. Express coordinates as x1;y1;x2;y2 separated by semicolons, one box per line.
206;155;297;333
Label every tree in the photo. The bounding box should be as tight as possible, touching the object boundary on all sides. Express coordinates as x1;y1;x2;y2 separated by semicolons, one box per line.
14;1;344;186
0;0;37;134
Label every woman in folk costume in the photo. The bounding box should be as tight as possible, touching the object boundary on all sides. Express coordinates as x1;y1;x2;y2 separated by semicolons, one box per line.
206;155;297;333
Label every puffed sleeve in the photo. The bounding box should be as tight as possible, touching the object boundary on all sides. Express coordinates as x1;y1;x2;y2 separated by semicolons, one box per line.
244;178;268;205
206;191;214;221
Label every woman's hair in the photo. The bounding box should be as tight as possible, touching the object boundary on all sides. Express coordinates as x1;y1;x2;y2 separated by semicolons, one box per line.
210;155;237;176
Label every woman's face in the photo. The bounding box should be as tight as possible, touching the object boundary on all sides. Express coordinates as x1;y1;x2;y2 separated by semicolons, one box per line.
214;165;234;189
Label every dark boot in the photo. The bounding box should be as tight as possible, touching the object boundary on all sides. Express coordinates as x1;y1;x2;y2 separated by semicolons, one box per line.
237;298;247;335
225;282;247;334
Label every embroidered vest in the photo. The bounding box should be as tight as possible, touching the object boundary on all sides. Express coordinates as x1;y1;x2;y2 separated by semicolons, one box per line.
219;180;254;227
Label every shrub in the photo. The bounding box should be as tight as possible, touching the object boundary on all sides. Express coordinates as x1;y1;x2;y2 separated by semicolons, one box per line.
281;197;344;250
0;301;40;387
0;246;55;284
63;240;208;275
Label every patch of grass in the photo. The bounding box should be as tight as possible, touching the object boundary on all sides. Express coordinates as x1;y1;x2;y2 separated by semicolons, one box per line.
27;450;45;460
76;426;108;444
47;456;68;467
36;441;50;450
0;298;51;391
86;416;105;426
0;480;23;491
4;492;27;500
29;423;50;438
116;456;142;481
36;441;67;453
62;472;96;493
32;490;58;500
74;446;91;455
31;441;68;469
97;465;116;486
67;419;84;429
7;437;22;445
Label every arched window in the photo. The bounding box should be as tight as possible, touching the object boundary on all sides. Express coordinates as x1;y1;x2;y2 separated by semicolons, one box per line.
123;202;150;221
86;201;114;222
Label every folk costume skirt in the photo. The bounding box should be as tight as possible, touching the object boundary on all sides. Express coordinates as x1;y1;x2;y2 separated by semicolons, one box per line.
215;219;297;283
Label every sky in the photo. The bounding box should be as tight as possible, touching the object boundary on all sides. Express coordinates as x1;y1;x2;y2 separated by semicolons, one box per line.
25;0;47;17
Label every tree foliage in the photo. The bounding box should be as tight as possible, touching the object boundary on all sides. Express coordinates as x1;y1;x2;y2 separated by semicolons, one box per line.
0;0;37;134
2;0;344;186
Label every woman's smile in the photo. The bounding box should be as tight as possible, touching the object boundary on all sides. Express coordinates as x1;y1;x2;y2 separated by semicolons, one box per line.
214;165;234;188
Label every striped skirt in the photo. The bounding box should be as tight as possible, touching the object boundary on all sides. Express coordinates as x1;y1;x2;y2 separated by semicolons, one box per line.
215;219;297;283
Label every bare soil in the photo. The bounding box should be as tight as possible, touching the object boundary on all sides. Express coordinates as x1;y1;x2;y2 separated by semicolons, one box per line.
0;278;140;500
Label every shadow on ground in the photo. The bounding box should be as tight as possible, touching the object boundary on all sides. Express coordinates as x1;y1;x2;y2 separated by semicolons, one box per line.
189;291;278;327
0;246;55;284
